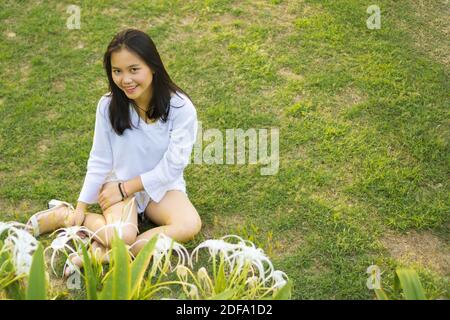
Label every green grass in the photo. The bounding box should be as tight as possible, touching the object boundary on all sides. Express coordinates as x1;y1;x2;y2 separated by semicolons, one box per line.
0;0;448;299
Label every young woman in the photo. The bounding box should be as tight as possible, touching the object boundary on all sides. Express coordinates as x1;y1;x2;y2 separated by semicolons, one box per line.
27;29;202;275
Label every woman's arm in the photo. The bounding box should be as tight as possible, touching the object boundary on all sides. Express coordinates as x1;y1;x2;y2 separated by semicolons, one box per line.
97;177;143;211
123;176;144;195
76;201;89;211
139;100;198;203
78;96;114;205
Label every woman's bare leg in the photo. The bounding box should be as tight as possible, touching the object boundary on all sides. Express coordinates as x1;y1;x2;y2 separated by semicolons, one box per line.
79;183;139;247
130;190;201;257
64;182;138;275
64;206;136;276
101;195;138;247
83;213;108;246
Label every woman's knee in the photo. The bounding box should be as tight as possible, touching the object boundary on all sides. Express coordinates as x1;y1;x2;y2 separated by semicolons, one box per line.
105;226;138;246
102;197;138;246
121;228;138;246
173;216;202;242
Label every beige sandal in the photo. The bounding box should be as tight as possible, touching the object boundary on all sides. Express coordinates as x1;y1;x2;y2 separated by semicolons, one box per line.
27;200;75;237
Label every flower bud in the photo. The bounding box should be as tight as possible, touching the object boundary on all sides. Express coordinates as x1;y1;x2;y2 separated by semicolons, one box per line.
176;265;189;281
188;285;199;299
197;267;209;281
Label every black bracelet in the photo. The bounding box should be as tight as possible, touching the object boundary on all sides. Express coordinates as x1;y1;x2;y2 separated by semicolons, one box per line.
118;182;125;201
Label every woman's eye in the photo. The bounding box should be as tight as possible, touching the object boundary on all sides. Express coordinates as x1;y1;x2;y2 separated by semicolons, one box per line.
131;68;139;72
113;70;120;74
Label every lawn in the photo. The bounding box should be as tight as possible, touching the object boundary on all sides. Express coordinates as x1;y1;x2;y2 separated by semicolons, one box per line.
0;0;448;299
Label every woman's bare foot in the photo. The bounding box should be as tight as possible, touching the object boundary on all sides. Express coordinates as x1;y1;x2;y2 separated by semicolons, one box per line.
64;252;83;278
63;240;110;278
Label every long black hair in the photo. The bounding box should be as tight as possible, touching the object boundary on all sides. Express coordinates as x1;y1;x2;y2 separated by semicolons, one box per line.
103;28;191;135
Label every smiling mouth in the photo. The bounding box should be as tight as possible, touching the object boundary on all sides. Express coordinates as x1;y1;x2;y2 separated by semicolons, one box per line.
124;85;138;93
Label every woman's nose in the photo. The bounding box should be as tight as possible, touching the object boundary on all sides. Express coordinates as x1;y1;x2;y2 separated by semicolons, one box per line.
123;78;132;84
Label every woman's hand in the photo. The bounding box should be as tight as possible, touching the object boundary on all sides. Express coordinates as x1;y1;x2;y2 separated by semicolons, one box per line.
98;182;123;211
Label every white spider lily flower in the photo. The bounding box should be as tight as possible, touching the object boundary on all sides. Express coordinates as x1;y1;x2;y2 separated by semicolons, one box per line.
50;227;92;250
221;234;253;247
44;226;92;276
245;275;260;289
191;235;275;281
190;239;240;267
45;237;78;276
153;234;190;271
0;221;29;237
4;227;38;276
0;222;10;237
14;251;34;276
228;243;274;282
51;226;93;245
270;270;288;289
131;234;190;273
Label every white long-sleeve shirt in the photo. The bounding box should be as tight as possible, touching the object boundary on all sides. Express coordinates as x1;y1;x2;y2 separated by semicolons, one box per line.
78;91;198;205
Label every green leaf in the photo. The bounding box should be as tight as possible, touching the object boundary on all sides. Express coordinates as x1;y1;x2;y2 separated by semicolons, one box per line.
81;243;98;300
273;280;292;300
209;289;236;300
26;243;47;300
111;234;131;300
394;269;427;300
215;254;227;293
374;288;389;300
130;235;158;298
98;271;113;300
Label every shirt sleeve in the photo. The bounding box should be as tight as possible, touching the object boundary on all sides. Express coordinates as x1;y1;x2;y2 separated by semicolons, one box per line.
78;96;113;204
140;100;198;203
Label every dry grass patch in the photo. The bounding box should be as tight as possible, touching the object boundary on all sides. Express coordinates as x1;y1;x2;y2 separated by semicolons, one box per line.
52;80;65;93
381;230;450;276
277;68;305;82
305;257;332;277
45;109;60;121
180;15;198;26
270;227;304;259
5;31;16;38
101;7;120;15
0;197;40;223
395;0;450;67
202;213;248;239
19;63;31;84
37;138;51;153
334;86;366;109
232;0;309;28
317;86;367;121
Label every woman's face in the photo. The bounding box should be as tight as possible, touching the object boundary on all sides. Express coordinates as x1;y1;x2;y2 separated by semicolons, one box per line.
111;48;153;102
